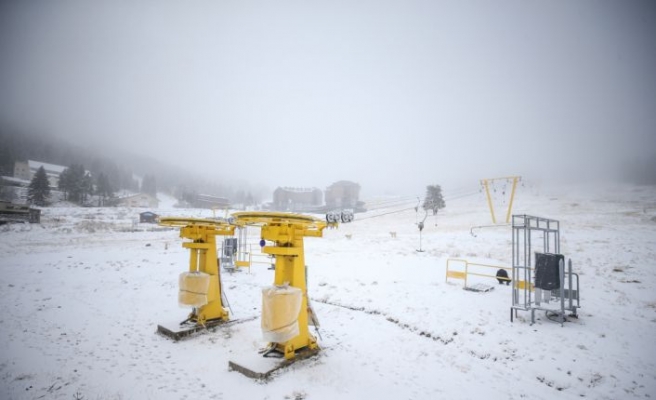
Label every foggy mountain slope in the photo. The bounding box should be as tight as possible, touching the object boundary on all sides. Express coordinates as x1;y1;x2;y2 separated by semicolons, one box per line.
0;130;262;200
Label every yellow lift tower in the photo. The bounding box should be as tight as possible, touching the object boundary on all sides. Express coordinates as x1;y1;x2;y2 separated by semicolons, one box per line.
157;217;236;340
228;211;333;380
480;176;521;224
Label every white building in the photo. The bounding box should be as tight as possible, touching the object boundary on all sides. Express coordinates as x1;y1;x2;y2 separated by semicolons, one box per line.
113;193;159;208
14;160;67;188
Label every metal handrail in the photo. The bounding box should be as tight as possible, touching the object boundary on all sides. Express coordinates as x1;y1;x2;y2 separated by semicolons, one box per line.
446;258;512;287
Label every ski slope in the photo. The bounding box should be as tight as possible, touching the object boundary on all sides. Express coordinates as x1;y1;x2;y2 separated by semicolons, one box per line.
1;182;655;399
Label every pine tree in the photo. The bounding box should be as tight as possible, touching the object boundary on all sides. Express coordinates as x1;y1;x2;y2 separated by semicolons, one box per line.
423;184;445;215
95;172;114;206
28;166;51;206
80;172;93;204
58;167;71;200
59;164;92;205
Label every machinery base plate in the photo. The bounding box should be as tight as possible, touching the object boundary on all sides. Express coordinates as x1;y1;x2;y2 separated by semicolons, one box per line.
464;283;495;293
228;347;320;381
157;317;256;341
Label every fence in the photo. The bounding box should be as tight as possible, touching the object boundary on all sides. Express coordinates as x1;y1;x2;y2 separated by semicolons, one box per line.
235;244;276;273
445;258;511;288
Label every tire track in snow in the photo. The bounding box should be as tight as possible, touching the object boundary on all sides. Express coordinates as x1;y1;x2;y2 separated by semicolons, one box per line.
312;298;455;345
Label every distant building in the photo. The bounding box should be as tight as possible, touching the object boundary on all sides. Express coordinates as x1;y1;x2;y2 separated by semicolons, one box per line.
114;193;159;208
13;160;67;188
325;181;360;209
273;187;323;211
193;194;230;209
139;211;159;223
0;200;40;223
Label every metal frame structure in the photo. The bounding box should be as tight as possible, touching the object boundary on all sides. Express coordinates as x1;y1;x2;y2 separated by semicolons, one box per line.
235;226;250;268
511;214;580;325
220;237;238;272
480;176;521;224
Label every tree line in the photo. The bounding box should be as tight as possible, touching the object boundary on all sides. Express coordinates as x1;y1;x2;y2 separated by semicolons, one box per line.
27;164;158;207
27;164;157;206
1;130;265;207
1;131;141;194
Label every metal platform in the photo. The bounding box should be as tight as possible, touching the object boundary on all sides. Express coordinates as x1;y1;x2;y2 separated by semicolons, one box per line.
157;316;256;341
229;347;320;381
464;283;495;293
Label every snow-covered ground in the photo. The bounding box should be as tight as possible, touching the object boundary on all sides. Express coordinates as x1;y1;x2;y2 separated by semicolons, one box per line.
1;182;655;400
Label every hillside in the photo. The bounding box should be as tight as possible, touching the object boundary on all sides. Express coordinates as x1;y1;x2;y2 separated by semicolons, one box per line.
0;181;655;399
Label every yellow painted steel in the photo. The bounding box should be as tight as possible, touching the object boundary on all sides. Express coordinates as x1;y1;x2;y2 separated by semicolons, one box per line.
232;211;332;360
481;179;497;224
479;176;521;224
446;258;469;287
515;280;534;290
445;258;513;287
505;176;520;223
159;217;236;326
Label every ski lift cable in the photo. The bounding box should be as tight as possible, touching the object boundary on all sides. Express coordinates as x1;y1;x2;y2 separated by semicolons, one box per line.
358;197;419;214
362;184;479;210
443;190;480;202
470;223;511;237
337;186;480;224
361;196;418;211
365;200;417;212
353;206;418;221
354;189;480;222
366;189;477;211
363;194;417;205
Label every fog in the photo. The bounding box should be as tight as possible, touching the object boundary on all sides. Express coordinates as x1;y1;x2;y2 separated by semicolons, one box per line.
1;1;655;196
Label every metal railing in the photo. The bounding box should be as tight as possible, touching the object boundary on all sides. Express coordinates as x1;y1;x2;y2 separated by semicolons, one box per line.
445;258;512;288
236;244;276;273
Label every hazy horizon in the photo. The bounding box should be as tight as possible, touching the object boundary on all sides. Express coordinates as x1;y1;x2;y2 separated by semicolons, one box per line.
1;1;655;197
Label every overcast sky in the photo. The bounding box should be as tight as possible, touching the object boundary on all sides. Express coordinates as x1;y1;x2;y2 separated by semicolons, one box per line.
1;1;655;196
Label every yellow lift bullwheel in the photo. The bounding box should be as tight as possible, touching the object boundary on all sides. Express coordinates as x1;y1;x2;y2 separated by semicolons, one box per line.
228;211;335;380
157;217;236;340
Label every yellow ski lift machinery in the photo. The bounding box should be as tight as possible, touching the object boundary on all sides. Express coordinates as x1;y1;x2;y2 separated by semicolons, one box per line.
229;211;334;379
156;217;236;340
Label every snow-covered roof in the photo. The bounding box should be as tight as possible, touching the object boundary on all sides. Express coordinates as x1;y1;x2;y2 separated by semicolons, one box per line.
277;187;320;193
27;160;67;174
116;192;158;201
1;175;30;185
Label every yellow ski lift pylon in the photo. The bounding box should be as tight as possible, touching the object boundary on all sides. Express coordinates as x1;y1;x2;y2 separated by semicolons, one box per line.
157;217;236;340
480;176;521;224
230;211;333;361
